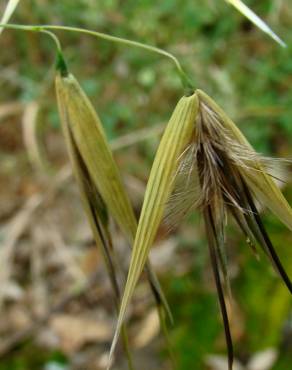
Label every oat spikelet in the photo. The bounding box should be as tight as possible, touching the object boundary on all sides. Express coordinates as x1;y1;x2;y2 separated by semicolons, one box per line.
55;73;169;314
55;73;137;239
165;89;292;370
108;93;199;368
56;73;136;369
55;71;172;369
112;88;292;370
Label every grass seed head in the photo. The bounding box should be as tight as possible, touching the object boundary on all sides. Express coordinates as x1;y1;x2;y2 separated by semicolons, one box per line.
109;92;199;366
55;73;137;241
55;72;170;303
56;72;137;370
111;88;292;370
169;89;292;369
56;72;172;368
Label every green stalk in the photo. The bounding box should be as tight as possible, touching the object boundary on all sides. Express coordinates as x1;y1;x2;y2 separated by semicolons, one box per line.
0;23;68;75
0;23;194;91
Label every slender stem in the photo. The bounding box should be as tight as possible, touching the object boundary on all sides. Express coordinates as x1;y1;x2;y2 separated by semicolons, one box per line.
0;23;68;75
40;30;62;53
43;24;194;90
0;23;194;91
0;24;62;53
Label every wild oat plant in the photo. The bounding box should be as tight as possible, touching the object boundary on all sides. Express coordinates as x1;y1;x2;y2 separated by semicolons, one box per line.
0;1;291;369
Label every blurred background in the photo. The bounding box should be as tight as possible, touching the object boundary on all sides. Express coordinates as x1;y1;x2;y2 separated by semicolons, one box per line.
0;1;292;369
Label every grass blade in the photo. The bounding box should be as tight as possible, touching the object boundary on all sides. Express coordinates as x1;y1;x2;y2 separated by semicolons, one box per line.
0;0;20;35
225;0;286;47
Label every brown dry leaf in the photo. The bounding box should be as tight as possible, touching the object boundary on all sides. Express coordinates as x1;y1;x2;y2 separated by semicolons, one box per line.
133;308;160;349
50;314;113;354
5;306;31;331
22;101;48;171
0;102;23;121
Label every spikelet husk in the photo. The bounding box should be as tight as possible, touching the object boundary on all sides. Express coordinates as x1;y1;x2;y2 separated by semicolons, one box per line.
56;79;113;275
55;74;170;311
56;75;137;369
55;73;172;367
108;92;199;366
56;73;137;239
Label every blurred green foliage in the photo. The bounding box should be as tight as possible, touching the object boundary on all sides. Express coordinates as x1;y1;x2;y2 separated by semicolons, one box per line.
1;0;292;369
0;345;67;370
